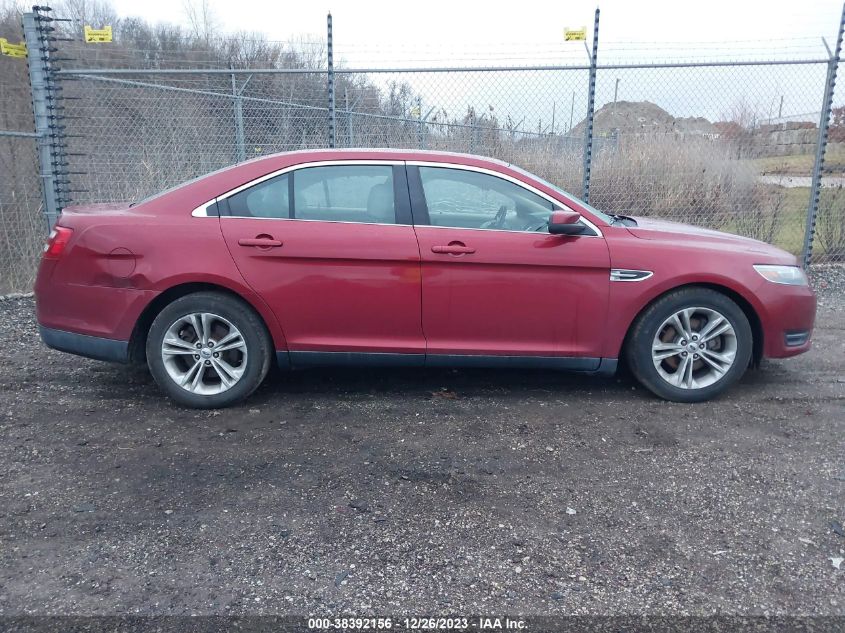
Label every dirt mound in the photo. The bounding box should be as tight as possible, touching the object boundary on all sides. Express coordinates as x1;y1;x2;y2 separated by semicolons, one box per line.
572;100;717;137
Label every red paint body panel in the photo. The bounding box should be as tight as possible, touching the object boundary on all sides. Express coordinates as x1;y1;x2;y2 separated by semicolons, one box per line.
35;204;287;350
414;227;609;356
601;221;816;359
34;149;816;368
220;218;424;353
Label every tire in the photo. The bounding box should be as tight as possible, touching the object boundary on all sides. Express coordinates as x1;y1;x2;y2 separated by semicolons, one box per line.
625;287;753;403
146;291;273;408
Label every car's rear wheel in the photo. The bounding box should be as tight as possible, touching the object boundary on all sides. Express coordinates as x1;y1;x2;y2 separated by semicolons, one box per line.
146;292;272;408
626;287;753;402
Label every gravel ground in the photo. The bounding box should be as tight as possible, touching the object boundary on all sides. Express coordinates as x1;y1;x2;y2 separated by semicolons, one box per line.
1;270;844;617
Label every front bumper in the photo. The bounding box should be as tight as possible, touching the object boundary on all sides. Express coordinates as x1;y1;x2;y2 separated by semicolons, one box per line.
756;282;816;358
39;326;129;363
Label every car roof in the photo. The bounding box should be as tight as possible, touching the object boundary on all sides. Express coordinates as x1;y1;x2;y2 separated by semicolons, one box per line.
235;147;513;168
139;148;521;213
139;149;618;230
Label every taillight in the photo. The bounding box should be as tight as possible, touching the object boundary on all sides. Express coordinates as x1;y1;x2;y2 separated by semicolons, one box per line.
43;226;73;259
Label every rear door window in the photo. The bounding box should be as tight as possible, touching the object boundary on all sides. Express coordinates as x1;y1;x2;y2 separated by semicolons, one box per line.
293;165;396;224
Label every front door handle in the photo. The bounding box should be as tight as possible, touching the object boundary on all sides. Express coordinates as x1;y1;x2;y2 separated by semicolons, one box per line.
431;241;476;255
238;236;283;248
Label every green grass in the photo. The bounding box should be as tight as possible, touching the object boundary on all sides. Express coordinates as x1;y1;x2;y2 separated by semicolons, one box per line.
721;186;844;260
750;143;845;176
775;187;811;255
718;186;809;256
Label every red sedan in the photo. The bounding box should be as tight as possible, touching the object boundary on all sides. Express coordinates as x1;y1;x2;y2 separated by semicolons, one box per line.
35;149;816;408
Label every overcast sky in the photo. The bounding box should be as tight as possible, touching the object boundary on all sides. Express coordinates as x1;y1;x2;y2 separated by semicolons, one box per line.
103;0;845;127
106;0;843;60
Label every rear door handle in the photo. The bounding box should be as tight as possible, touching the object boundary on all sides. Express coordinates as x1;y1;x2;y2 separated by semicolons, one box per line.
431;242;476;255
238;236;283;248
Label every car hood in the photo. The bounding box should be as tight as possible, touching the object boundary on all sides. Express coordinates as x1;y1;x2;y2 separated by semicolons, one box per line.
626;216;797;262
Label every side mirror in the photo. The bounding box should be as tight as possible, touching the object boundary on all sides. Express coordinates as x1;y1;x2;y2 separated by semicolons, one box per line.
548;210;586;235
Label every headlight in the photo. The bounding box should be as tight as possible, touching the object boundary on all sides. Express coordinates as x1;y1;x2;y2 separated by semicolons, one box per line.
753;264;808;286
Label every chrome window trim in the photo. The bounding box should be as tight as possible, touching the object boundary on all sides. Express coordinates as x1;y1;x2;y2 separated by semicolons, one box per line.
408;160;604;238
222;216;411;227
191;158;605;239
191;202;215;217
610;269;654;282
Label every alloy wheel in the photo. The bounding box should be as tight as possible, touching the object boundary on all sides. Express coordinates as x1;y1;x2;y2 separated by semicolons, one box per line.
160;312;248;395
651;306;737;390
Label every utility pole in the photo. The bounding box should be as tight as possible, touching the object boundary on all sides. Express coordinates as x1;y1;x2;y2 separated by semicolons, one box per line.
613;77;620;117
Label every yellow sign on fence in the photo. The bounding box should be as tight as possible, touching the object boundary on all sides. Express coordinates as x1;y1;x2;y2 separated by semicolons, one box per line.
564;27;587;42
0;37;27;58
84;25;113;43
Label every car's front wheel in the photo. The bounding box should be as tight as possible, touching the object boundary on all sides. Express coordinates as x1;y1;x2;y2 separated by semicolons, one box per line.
626;287;753;402
146;292;273;408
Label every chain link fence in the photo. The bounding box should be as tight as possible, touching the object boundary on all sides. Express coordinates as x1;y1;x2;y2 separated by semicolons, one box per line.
55;61;841;261
0;130;43;294
1;7;844;293
0;53;46;294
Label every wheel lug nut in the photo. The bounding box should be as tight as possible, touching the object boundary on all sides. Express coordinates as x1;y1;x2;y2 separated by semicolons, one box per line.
680;340;687;345
194;354;200;360
208;341;214;347
195;342;202;348
692;335;698;341
204;360;211;366
699;343;705;349
693;354;699;359
681;351;688;357
213;352;219;358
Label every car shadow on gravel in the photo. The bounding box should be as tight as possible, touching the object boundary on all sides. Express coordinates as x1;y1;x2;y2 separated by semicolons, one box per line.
94;357;814;409
101;362;647;407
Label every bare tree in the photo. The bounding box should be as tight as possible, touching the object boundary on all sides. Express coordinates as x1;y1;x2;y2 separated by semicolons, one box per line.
183;0;216;46
56;0;119;30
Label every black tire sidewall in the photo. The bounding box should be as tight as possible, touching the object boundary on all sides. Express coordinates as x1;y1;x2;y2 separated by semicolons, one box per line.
628;289;753;403
146;292;272;408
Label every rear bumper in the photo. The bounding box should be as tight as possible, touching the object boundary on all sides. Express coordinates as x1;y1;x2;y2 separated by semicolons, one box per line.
39;325;129;363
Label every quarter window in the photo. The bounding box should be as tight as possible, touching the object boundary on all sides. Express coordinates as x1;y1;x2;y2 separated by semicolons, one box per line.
419;166;554;231
293;165;396;224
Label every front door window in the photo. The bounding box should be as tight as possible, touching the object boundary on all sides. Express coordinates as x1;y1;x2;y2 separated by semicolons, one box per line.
418;166;553;232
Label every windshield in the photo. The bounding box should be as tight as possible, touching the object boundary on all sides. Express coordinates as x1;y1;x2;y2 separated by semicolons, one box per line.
508;165;614;224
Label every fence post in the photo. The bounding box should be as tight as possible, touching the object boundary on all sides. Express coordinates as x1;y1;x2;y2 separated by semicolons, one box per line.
802;2;844;268
581;8;600;203
326;12;336;149
22;9;66;228
231;67;246;163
